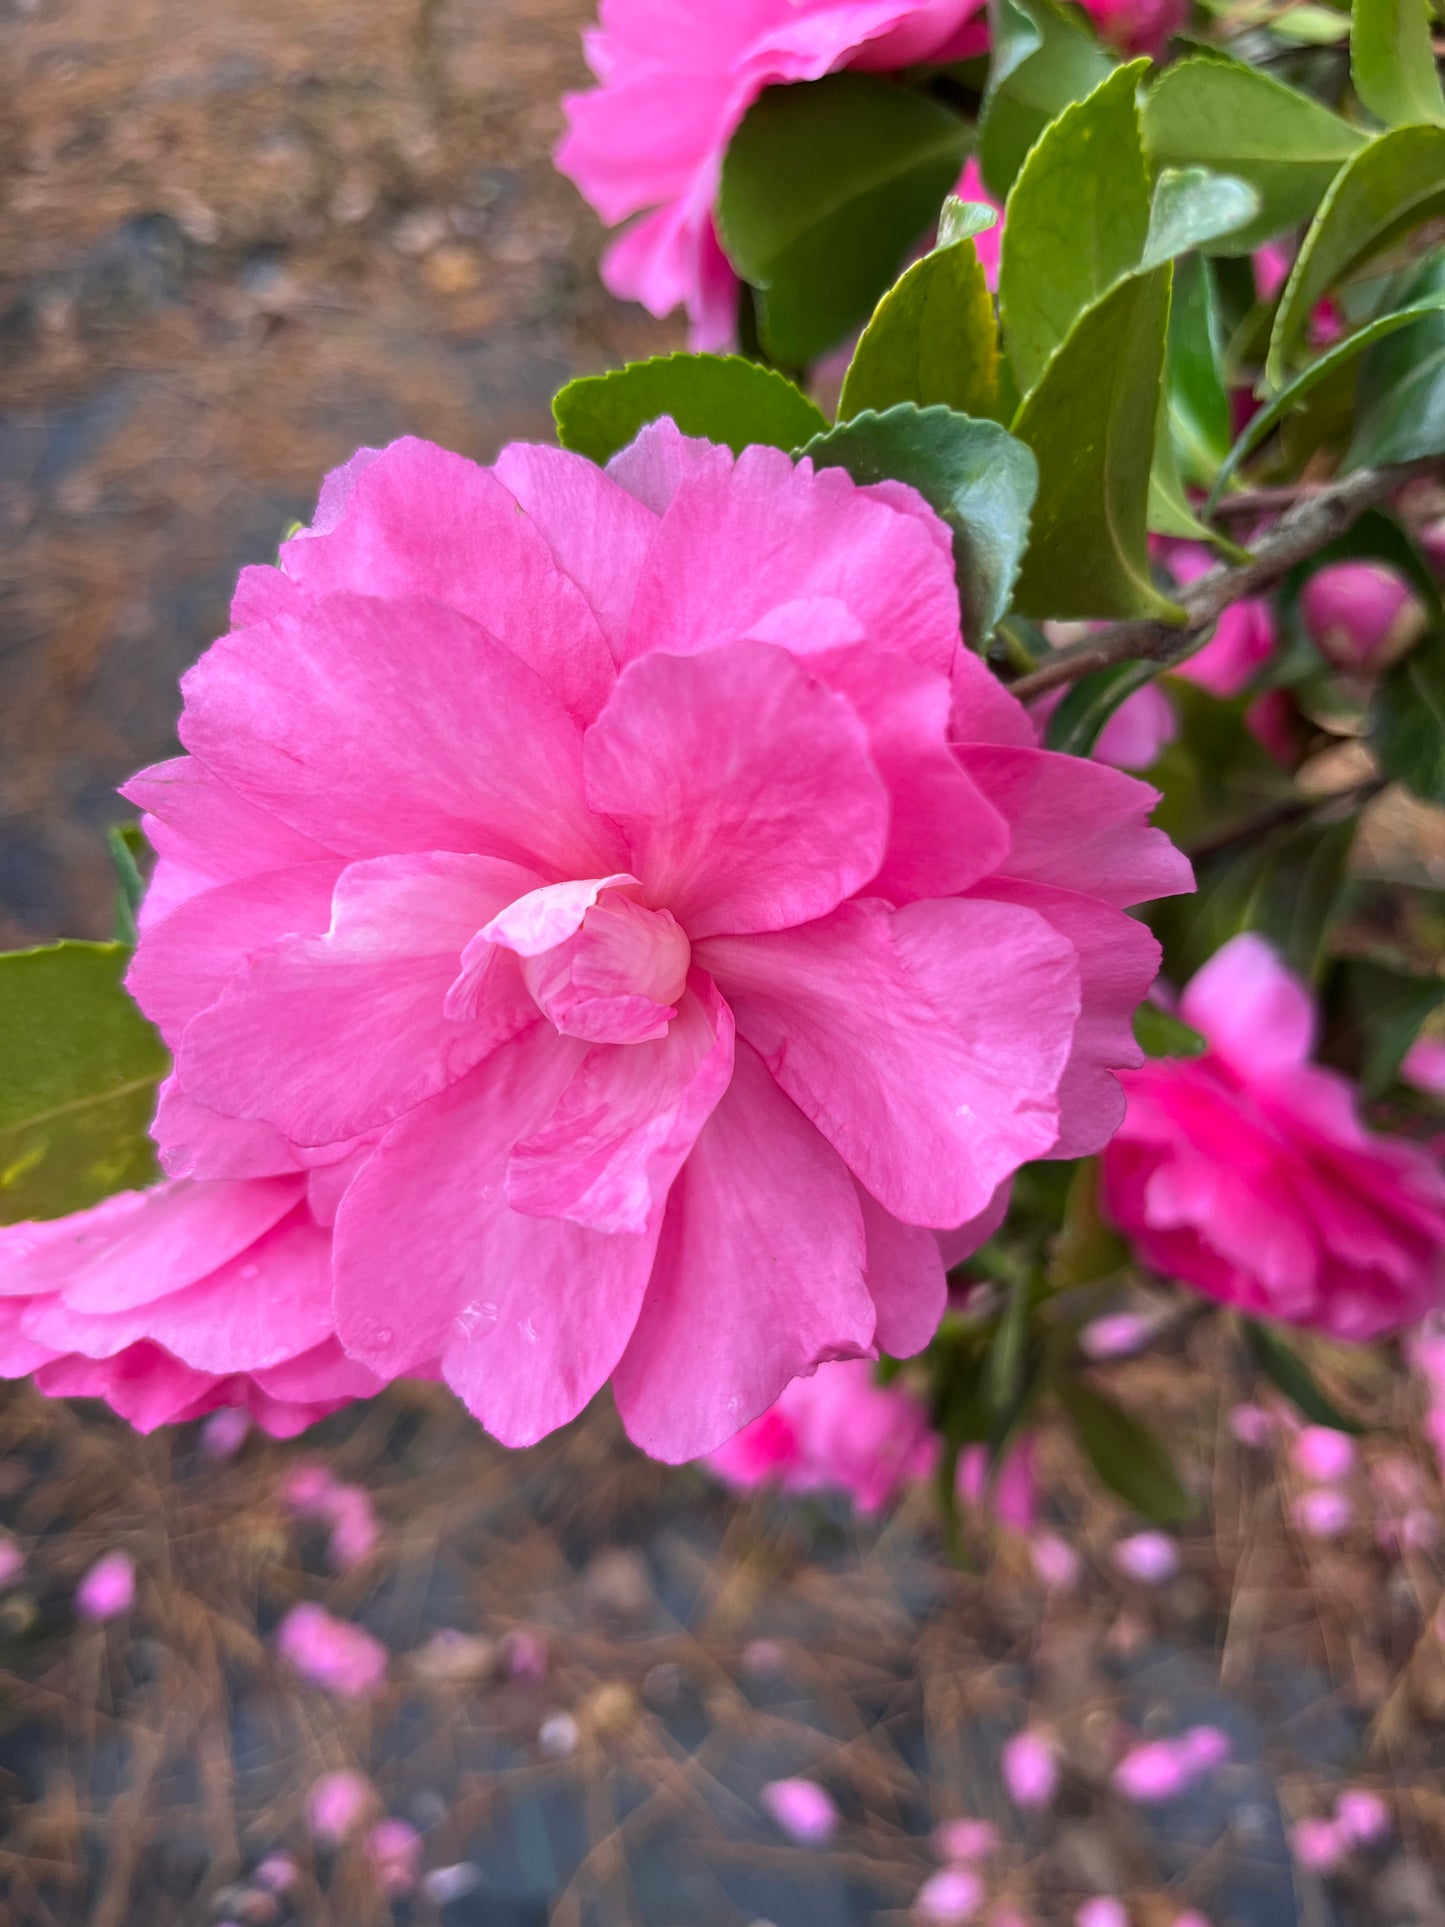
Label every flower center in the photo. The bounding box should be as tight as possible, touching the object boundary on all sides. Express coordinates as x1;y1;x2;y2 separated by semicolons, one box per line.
523;890;690;1045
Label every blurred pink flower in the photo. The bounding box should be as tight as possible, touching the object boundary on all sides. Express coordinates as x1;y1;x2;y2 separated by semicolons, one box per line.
1229;1402;1275;1448
121;428;1187;1463
503;1628;550;1681
1113;1740;1190;1803
916;1865;986;1921
1291;1815;1345;1872
1335;1788;1390;1845
1292;1487;1354;1539
306;1768;375;1844
1111;1530;1179;1584
1244;690;1303;768
1031;679;1178;774
1164;546;1276;697
1290;1426;1356;1484
1401;1035;1445;1098
1080;1311;1154;1360
283;1464;380;1569
1076;1899;1129;1927
277;1604;388;1700
75;1550;135;1622
1001;1730;1058;1809
959;1431;1038;1534
254;1854;299;1895
1103;934;1445;1340
1300;562;1423;673
955;158;1004;291
367;1818;423;1896
0;1173;388;1438
0;1538;24;1589
762;1776;839;1843
1178;1725;1231;1774
1030;1530;1082;1591
199;1407;251;1460
932;1818;999;1863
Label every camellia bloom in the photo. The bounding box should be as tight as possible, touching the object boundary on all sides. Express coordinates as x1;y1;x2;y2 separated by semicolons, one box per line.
557;0;1176;345
704;1356;936;1511
123;425;1189;1462
1102;935;1445;1339
0;1169;386;1436
1299;560;1424;674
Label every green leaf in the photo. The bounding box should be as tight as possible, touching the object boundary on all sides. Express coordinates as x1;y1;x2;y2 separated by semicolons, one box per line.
718;73;969;367
1347;252;1445;468
1267;125;1445;384
1209;296;1445;506
1141;165;1262;270
1049;1159;1129;1289
802;404;1038;645
1133;1004;1209;1058
986;1271;1034;1415
1165;254;1232;487
1245;1320;1368;1433
979;0;1115;199
1059;1378;1194;1522
1375;627;1445;804
1142;57;1366;255
0;942;168;1225
107;822;149;946
1011;266;1185;620
938;196;1000;248
1352;0;1445;128
999;62;1152;400
552;353;827;466
839;232;999;423
1331;958;1445;1097
1274;4;1353;44
1043;659;1163;756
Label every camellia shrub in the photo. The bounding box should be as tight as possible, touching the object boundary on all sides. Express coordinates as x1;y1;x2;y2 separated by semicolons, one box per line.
2;0;1444;1532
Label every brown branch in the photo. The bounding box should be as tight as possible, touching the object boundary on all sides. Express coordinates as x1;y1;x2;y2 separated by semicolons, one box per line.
1007;460;1440;704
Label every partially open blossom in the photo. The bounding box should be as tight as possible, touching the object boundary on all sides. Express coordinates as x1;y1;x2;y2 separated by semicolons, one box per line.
0;1172;388;1437
75;1549;135;1621
1102;935;1445;1340
1300;561;1424;673
307;1768;375;1844
1001;1730;1058;1809
277;1603;388;1699
762;1776;838;1842
916;1866;986;1921
705;1357;936;1511
559;0;1174;345
123;426;1188;1462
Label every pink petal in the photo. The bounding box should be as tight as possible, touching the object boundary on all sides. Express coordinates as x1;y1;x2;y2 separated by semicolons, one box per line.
333;1024;661;1445
478;873;640;958
956;745;1194;907
949;648;1037;749
605;416;724;515
179;590;623;877
1180;932;1315;1076
150;1079;306;1181
179;853;539;1146
507;974;735;1234
855;1182;947;1358
583;640;889;938
612;1040;876;1464
275;437;615;721
700;897;1077;1227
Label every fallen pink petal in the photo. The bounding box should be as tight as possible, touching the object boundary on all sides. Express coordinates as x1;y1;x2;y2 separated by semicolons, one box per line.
761;1777;839;1844
276;1604;388;1700
74;1550;136;1622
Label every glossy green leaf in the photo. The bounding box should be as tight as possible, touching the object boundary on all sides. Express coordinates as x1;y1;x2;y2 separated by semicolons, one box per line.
839;232;999;423
1044;659;1163;756
1141;165;1261;270
1049;1160;1129;1289
1275;4;1353;43
1352;0;1445;127
1209;296;1445;506
1267;125;1445;384
553;353;826;465
1332;958;1445;1097
802;405;1038;645
0;942;168;1225
979;0;1115;199
718;73;969;367
938;196;1000;247
1059;1378;1194;1522
1166;254;1232;486
1142;57;1365;255
1245;1321;1368;1434
999;62;1152;400
1011;266;1184;620
107;822;149;946
1347;252;1445;468
1133;1004;1209;1058
1375;628;1445;804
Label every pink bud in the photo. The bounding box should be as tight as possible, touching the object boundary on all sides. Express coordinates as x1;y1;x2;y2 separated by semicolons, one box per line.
1300;562;1421;672
1076;1899;1129;1927
1112;1740;1190;1803
916;1865;986;1921
761;1777;838;1844
1080;1312;1154;1360
931;1818;999;1864
1001;1731;1058;1810
1178;1725;1232;1774
1030;1531;1081;1592
199;1407;251;1460
1229;1402;1274;1448
0;1538;24;1588
306;1769;374;1845
1292;1488;1354;1539
366;1817;422;1896
1291;1816;1344;1872
1291;1426;1356;1484
75;1550;135;1622
1335;1788;1390;1845
1111;1531;1180;1585
1401;1035;1445;1098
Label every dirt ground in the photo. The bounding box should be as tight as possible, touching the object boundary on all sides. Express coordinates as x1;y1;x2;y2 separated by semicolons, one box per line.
2;5;1445;1924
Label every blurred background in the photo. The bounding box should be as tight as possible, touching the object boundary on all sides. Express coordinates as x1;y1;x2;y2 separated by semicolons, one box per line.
1;4;1444;1925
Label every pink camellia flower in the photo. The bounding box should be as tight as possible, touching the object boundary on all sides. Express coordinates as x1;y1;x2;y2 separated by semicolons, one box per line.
0;1171;387;1437
75;1549;136;1621
277;1603;388;1700
705;1357;937;1511
1001;1730;1058;1809
558;0;1174;346
306;1768;375;1844
916;1865;986;1922
123;426;1189;1463
1165;545;1277;698
761;1776;839;1843
1300;561;1423;673
1102;934;1445;1341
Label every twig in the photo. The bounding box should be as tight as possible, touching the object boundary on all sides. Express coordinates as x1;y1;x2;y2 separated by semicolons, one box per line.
1008;460;1439;703
1208;481;1330;520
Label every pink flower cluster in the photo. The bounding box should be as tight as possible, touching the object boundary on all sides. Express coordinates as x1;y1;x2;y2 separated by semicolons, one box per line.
1;424;1184;1463
704;1357;936;1511
558;0;1180;345
1103;935;1445;1340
